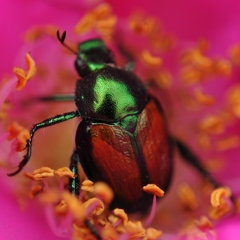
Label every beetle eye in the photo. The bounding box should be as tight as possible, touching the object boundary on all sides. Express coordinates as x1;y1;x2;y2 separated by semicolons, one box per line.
75;58;90;77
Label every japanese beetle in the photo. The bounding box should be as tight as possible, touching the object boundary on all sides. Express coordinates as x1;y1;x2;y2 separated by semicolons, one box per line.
8;31;220;213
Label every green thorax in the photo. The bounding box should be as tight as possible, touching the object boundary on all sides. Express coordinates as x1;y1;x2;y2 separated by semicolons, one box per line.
75;66;148;124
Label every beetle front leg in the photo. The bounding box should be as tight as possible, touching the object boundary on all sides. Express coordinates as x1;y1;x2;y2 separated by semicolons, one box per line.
175;139;220;188
69;149;80;197
7;110;80;176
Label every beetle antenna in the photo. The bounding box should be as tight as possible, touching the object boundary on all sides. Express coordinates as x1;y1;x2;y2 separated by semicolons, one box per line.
57;30;78;55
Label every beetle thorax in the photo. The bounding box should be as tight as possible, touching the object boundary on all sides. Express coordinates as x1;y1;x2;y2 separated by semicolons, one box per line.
75;66;148;123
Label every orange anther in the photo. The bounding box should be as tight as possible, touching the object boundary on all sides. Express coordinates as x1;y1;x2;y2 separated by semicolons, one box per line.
14;53;36;90
142;184;164;197
211;187;232;208
54;167;74;178
83;198;104;216
94;181;114;204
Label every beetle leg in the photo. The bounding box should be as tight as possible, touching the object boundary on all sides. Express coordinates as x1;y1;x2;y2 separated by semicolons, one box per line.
7;110;80;176
69;149;102;240
37;94;75;102
175;139;221;188
69;149;80;196
175;139;237;206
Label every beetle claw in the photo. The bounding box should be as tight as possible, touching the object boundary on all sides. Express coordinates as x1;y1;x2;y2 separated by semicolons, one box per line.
7;167;22;177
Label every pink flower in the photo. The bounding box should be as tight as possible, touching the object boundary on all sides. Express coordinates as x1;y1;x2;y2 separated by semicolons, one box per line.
1;0;240;239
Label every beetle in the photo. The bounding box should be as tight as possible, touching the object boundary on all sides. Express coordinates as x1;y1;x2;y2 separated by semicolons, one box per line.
8;31;221;213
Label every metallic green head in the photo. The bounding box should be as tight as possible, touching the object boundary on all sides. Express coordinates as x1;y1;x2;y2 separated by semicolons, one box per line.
75;39;115;77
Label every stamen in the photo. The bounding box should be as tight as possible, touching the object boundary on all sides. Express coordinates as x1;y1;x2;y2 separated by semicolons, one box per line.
94;181;114;204
101;224;118;239
197;133;210;150
227;85;240;118
0;77;17;109
142;184;164;197
81;180;94;192
13;53;36;90
129;14;157;35
198;115;225;135
28;185;43;199
24;25;58;41
178;184;199;211
54;167;74;178
210;187;232;220
7;122;30;152
112;208;128;227
194;89;215;106
154;70;172;89
194;216;213;231
74;3;117;40
74;13;95;34
61;192;86;223
92;3;112;19
141;50;162;67
108;214;122;227
34;167;55;180
214;59;232;77
0;102;11;120
210;187;232;208
125;221;145;239
83;198;104;216
229;44;240;66
180;44;232;83
215;136;240;151
209;198;232;220
146;228;163;239
55;200;68;216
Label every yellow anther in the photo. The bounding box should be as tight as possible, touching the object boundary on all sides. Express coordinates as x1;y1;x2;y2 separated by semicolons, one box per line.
92;3;112;19
141;50;162;67
129;14;157;35
81;180;94;192
55;200;68;216
24;25;58;41
74;13;95;34
197;133;210;150
30;167;54;181
211;187;232;208
126;221;145;239
198;115;225;135
229;44;240;66
194;89;215;106
74;3;116;39
181;66;203;84
83;198;104;216
216;136;240;151
7;121;30;152
178;184;199;211
54;167;74;178
214;59;232;77
209;198;231;220
112;208;128;226
154;70;172;89
146;228;163;240
28;185;43;199
194;216;213;230
62;192;86;223
13;53;36;90
142;184;164;197
94;181;114;204
227;85;240;118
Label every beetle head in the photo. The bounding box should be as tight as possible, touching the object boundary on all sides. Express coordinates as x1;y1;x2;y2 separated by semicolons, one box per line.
75;39;115;77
